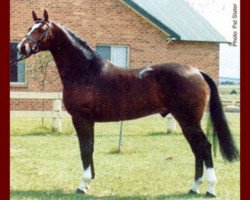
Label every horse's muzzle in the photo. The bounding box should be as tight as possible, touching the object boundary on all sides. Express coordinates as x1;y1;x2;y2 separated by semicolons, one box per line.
17;41;33;57
17;44;26;55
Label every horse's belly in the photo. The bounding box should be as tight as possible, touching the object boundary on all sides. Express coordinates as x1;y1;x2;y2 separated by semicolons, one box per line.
92;99;166;122
63;79;166;121
93;109;161;122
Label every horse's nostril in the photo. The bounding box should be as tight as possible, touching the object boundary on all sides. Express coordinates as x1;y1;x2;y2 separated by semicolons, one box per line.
32;45;39;53
16;46;21;53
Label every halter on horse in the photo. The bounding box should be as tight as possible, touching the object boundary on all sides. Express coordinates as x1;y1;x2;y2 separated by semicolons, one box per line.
16;10;239;197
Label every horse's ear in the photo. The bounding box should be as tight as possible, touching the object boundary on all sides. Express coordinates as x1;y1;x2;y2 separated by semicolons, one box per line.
32;11;38;21
43;9;49;21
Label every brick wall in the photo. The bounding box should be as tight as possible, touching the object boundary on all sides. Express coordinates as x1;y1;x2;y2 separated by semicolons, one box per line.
10;99;53;111
10;0;220;111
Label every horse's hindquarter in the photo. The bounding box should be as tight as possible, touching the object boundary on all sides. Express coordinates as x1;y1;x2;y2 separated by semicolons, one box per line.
153;63;209;123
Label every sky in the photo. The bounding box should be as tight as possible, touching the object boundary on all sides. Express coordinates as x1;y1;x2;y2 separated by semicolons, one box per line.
185;0;240;79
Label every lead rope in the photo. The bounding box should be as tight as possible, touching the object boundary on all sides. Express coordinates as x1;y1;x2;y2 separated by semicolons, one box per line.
42;55;49;126
10;54;31;65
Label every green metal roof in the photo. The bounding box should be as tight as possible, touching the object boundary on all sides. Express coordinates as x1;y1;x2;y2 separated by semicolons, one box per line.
123;0;228;43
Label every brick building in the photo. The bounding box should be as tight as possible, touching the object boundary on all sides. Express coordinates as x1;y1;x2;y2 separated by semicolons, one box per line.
10;0;227;111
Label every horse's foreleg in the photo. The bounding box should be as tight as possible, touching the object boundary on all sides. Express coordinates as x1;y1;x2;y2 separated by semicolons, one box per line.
72;116;95;194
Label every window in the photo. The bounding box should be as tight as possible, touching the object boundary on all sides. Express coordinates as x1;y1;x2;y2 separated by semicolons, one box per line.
96;45;129;68
10;42;26;83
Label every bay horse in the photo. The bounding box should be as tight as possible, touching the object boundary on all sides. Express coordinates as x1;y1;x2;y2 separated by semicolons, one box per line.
16;10;239;197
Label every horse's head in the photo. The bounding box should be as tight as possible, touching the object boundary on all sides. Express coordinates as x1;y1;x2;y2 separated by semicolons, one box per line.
17;10;52;57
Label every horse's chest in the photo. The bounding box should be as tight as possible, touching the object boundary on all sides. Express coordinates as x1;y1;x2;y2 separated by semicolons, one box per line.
63;87;97;115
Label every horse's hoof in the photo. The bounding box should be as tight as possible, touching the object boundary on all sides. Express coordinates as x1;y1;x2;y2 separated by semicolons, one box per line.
75;188;86;194
188;189;198;195
205;192;216;198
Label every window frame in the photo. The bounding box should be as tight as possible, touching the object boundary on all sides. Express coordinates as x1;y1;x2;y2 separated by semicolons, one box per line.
96;45;129;68
10;42;27;85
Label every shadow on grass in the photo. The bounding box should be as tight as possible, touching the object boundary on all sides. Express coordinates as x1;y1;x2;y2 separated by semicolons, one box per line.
11;190;206;200
11;126;56;136
10;126;75;136
108;147;137;155
147;131;170;136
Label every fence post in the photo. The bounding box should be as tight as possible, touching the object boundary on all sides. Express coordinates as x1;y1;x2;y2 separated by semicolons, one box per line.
53;93;62;132
118;121;123;152
166;114;176;133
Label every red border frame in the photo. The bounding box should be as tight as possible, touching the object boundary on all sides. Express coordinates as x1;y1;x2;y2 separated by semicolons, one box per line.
240;0;250;199
2;0;249;199
0;0;10;199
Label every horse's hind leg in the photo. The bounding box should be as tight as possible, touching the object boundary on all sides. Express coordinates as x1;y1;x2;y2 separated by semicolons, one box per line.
181;125;217;197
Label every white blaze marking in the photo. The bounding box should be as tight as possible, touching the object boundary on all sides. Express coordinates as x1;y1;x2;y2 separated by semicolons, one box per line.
27;23;42;36
25;43;31;54
17;38;26;52
78;165;92;193
138;67;153;79
206;168;217;195
17;23;42;54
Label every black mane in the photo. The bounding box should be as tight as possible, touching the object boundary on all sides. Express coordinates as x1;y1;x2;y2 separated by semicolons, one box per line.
55;24;103;77
67;30;95;54
61;25;100;61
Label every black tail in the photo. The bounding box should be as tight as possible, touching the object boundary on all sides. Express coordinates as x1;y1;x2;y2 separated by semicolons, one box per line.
200;71;239;162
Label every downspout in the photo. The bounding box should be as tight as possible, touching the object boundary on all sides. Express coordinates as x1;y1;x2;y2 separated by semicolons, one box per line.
166;36;176;47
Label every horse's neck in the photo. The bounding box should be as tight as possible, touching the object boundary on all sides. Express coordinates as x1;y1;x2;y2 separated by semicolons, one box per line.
49;23;102;86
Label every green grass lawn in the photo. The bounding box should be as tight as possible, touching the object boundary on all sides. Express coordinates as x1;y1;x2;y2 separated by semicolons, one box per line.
10;113;240;200
219;85;240;101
